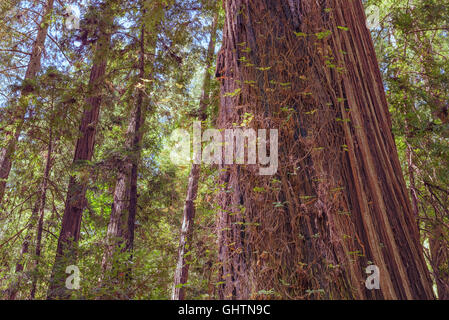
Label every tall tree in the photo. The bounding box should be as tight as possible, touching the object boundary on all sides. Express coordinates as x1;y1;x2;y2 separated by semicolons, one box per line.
46;1;116;300
0;0;55;206
375;0;449;299
100;1;162;294
172;9;219;301
6;97;55;300
215;0;434;299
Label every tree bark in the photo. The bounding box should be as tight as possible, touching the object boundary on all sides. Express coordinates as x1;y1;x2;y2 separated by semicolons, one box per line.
0;0;55;206
215;0;434;300
172;11;219;301
47;4;114;299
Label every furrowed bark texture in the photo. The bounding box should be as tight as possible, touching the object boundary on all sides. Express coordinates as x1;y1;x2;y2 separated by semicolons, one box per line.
215;0;434;300
172;11;219;301
0;0;54;206
47;5;114;299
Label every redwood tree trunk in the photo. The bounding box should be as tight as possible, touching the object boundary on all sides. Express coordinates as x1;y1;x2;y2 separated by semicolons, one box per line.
215;0;434;300
47;5;114;299
0;0;55;206
417;37;449;300
172;11;218;301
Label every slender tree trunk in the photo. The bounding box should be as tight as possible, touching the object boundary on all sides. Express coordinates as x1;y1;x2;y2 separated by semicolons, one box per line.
417;35;449;300
99;3;160;295
215;0;434;300
47;4;114;299
404;124;420;220
430;224;449;300
30;133;53;299
172;11;219;301
29;200;47;300
424;177;449;300
125;22;147;258
0;0;55;206
6;216;33;300
99;69;145;288
7;128;53;300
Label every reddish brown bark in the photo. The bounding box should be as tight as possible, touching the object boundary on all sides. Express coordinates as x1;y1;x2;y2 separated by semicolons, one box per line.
0;0;55;206
126;22;148;256
216;0;434;300
172;11;218;301
47;6;114;299
416;35;449;300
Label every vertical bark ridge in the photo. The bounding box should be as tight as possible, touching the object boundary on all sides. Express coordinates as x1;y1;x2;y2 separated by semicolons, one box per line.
215;0;434;300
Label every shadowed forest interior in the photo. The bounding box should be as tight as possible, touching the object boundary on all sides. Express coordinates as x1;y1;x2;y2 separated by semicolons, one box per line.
0;0;448;300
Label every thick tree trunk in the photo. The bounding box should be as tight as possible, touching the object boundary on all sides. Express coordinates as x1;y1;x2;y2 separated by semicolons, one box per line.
0;0;55;206
215;0;434;300
7;129;53;300
172;11;218;301
47;5;114;299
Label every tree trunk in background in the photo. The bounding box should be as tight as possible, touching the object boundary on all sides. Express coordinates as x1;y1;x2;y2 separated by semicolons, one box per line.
0;0;55;207
100;25;146;287
30;132;53;299
7;128;53;300
47;4;114;299
417;36;449;300
125;22;148;259
172;11;218;301
405;126;420;220
100;2;161;295
430;224;449;300
215;0;434;300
